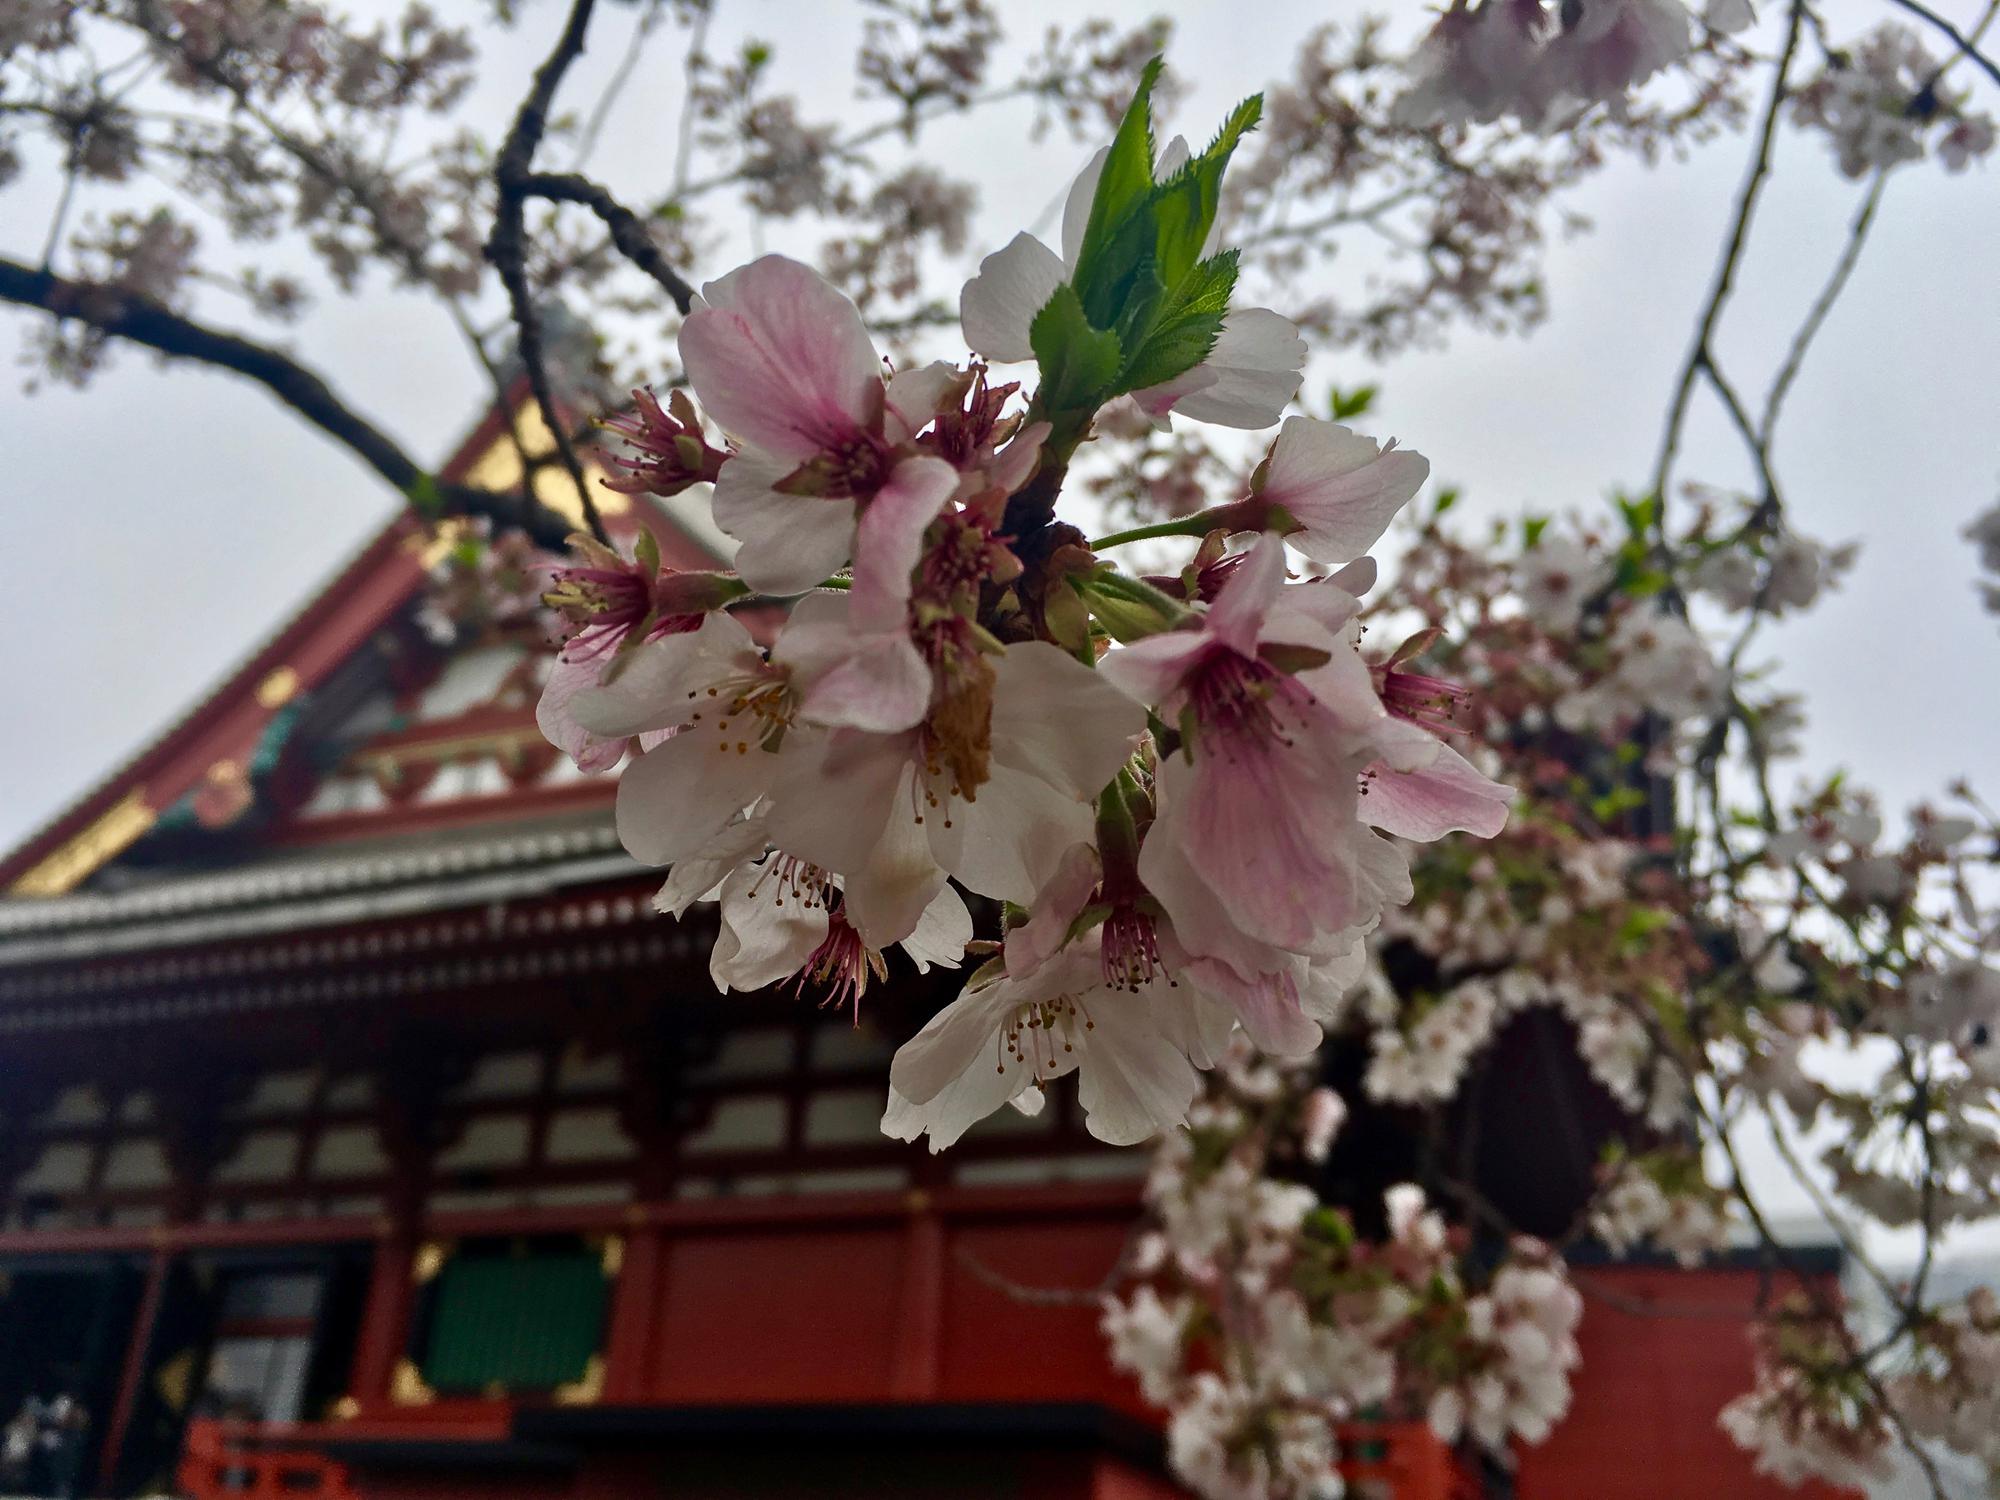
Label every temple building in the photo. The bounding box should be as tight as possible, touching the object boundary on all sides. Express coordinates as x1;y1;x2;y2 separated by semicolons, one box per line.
0;395;1837;1499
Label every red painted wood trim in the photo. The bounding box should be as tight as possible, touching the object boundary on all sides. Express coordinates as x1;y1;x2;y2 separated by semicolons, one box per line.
98;1246;172;1484
267;777;616;847
0;1183;1146;1261
349;1235;417;1408
0;1216;381;1258
601;1222;663;1401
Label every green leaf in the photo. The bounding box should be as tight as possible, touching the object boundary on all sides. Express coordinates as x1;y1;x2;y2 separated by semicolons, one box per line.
1615;491;1660;537
1521;514;1550;547
1073;58;1162;300
1330;383;1378;421
405;471;444;517
1148;93;1262;289
1030;283;1124;417
1432;486;1461;517
1118;249;1237;393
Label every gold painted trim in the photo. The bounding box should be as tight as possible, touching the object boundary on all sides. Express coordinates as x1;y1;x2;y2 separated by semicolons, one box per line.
412;1241;448;1285
9;787;156;896
255;666;301;709
390;1358;436;1407
598;1234;624;1279
553;1354;605;1407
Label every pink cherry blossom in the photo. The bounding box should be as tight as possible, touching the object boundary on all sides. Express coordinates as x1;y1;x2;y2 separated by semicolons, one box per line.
534;536;736;773
680;255;950;594
1100;538;1435;964
1233;415;1431;566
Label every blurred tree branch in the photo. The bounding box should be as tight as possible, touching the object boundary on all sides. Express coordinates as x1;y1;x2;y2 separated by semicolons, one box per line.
0;253;575;547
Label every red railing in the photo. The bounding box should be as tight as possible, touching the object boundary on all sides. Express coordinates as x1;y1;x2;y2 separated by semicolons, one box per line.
177;1418;359;1500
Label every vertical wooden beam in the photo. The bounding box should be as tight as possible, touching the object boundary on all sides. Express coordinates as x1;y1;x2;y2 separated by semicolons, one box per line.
97;1245;171;1487
348;1230;417;1407
887;1190;946;1399
601;1215;662;1400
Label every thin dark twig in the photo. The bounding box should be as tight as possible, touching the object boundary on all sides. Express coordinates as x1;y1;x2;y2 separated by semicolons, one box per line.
1884;0;2000;90
0;255;572;546
1649;0;1807;512
573;0;664;169
1759;171;1888;447
1699;356;1781;512
39;160;82;271
520;171;697;313
487;0;609;545
669;0;712;198
120;3;554;522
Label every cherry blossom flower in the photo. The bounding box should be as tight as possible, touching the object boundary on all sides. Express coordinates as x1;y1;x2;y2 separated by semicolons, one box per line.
1227;415;1431;567
707;850;970;1011
569;610;809;866
761;640;1146;946
1394;0;1554;128
1516;534;1609;630
535;535;740;773
1101;537;1435;974
882;934;1233;1149
1542;0;1696;109
680;255;965;594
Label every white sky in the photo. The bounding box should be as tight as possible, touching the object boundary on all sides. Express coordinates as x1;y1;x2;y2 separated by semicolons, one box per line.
1;0;1995;1259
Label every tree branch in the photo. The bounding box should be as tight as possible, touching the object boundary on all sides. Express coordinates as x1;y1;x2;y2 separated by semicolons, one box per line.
519;171;696;313
1648;0;1806;513
0;254;574;548
1759;171;1888;450
1884;0;2000;91
486;0;609;545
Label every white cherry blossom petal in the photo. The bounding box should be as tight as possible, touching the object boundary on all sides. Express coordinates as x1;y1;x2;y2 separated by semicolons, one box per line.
1260;416;1431;565
653;816;772;917
570;611;757;740
1132;308;1305;430
1361;741;1514;841
709;862;830;993
902;884;973;972
537;653;628;774
959;232;1068;363
711;448;859;596
990;641;1148;800
614;728;780;867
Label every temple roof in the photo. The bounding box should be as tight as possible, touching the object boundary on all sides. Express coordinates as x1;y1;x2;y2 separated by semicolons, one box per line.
0;808;637;963
0;383;714;914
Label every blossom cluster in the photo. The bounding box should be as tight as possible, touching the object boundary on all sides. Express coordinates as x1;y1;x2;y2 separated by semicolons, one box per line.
1717;1297;1898;1491
1791;22;1998;179
1100;1039;1581;1499
1395;0;1754;129
536;72;1512;1151
1107;485;1999;1491
507;38;2000;1495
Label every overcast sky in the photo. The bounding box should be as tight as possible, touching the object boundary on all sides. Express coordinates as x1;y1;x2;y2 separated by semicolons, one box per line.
2;0;1995;1255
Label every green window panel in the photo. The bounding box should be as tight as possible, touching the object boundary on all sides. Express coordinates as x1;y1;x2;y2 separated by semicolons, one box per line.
417;1248;607;1394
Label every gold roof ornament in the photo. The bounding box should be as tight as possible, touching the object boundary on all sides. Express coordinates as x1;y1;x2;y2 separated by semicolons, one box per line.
7;787;157;897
